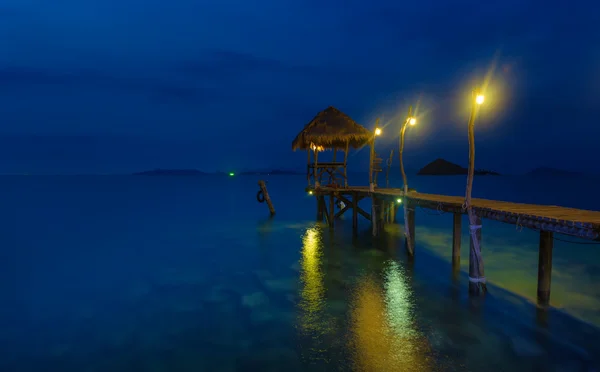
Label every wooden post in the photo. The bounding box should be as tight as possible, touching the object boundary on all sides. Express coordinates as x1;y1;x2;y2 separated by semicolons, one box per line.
372;197;384;236
452;212;462;277
316;195;323;221
405;204;415;256
343;141;349;187
464;89;486;296
314;148;319;187
386;150;394;188
468;215;486;295
306;149;311;186
258;180;275;216
352;192;358;231
537;231;554;307
329;194;335;228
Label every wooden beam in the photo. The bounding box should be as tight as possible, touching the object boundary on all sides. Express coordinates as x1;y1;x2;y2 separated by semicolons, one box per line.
334;203;350;218
339;194;370;221
322;197;330;225
537;231;554;307
452;212;462;277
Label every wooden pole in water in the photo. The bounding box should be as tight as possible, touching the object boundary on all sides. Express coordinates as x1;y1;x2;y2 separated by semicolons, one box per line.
352;192;358;231
329;194;335;228
316;194;323;221
405;203;415;256
464;89;486;295
400;106;415;256
537;231;554;307
468;215;484;294
258;180;275;216
452;212;462;277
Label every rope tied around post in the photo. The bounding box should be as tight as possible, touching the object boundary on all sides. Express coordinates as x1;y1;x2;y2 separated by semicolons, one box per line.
468;276;487;283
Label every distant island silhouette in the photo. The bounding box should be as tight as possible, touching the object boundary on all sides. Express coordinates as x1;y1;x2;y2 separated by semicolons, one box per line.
526;167;583;177
133;169;207;175
417;158;500;176
133;168;304;176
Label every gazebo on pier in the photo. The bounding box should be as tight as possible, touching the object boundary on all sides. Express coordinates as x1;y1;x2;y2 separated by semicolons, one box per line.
292;106;373;188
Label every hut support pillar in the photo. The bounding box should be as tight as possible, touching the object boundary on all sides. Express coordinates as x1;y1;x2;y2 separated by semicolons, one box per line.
537;231;554;307
343;141;349;187
452;212;462;277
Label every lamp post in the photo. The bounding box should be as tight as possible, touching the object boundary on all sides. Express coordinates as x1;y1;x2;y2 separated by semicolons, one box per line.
464;89;486;295
399;106;416;194
399;106;417;256
369;119;382;192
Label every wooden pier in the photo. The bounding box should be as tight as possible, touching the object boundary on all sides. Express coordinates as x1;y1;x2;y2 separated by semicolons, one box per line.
308;185;600;306
292;106;600;308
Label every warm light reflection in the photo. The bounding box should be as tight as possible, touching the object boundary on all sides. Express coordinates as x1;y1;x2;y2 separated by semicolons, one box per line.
348;261;431;371
475;94;485;105
375;128;382;136
308;190;313;195
310;143;324;152
408;117;416;126
298;226;326;334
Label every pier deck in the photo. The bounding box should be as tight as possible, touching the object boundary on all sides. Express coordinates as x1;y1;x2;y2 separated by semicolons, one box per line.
308;186;600;240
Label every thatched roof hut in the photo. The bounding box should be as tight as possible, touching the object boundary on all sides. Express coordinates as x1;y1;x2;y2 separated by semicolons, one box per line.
291;106;373;151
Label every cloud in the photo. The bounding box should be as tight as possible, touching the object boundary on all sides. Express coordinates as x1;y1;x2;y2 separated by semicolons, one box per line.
0;65;216;104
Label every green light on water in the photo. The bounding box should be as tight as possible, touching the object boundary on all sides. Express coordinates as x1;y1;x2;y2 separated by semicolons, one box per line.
229;172;235;176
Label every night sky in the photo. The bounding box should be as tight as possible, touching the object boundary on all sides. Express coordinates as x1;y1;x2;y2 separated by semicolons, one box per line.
1;0;599;174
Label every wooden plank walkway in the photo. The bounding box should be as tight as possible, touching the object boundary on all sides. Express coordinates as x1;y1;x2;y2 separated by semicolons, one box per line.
308;186;600;240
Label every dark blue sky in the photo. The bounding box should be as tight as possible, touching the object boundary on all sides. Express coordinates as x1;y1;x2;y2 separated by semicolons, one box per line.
1;0;599;174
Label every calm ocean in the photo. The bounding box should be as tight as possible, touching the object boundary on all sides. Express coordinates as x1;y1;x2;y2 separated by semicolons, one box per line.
1;173;599;371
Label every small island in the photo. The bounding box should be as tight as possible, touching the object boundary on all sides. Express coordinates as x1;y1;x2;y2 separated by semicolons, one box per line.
417;158;500;176
133;169;206;176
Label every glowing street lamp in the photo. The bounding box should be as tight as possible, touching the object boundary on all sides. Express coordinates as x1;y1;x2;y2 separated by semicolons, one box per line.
369;119;382;191
399;105;416;256
464;88;486;295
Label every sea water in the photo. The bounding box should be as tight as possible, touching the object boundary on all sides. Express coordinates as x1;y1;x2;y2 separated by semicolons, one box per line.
0;174;599;371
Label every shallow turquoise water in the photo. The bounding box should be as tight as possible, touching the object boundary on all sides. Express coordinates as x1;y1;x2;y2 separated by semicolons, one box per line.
1;174;599;371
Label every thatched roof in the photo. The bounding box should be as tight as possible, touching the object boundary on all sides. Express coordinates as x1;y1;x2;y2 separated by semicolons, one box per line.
291;106;373;151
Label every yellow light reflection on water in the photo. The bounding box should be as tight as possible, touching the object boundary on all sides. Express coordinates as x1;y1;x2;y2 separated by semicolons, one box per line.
298;226;326;334
349;260;432;372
